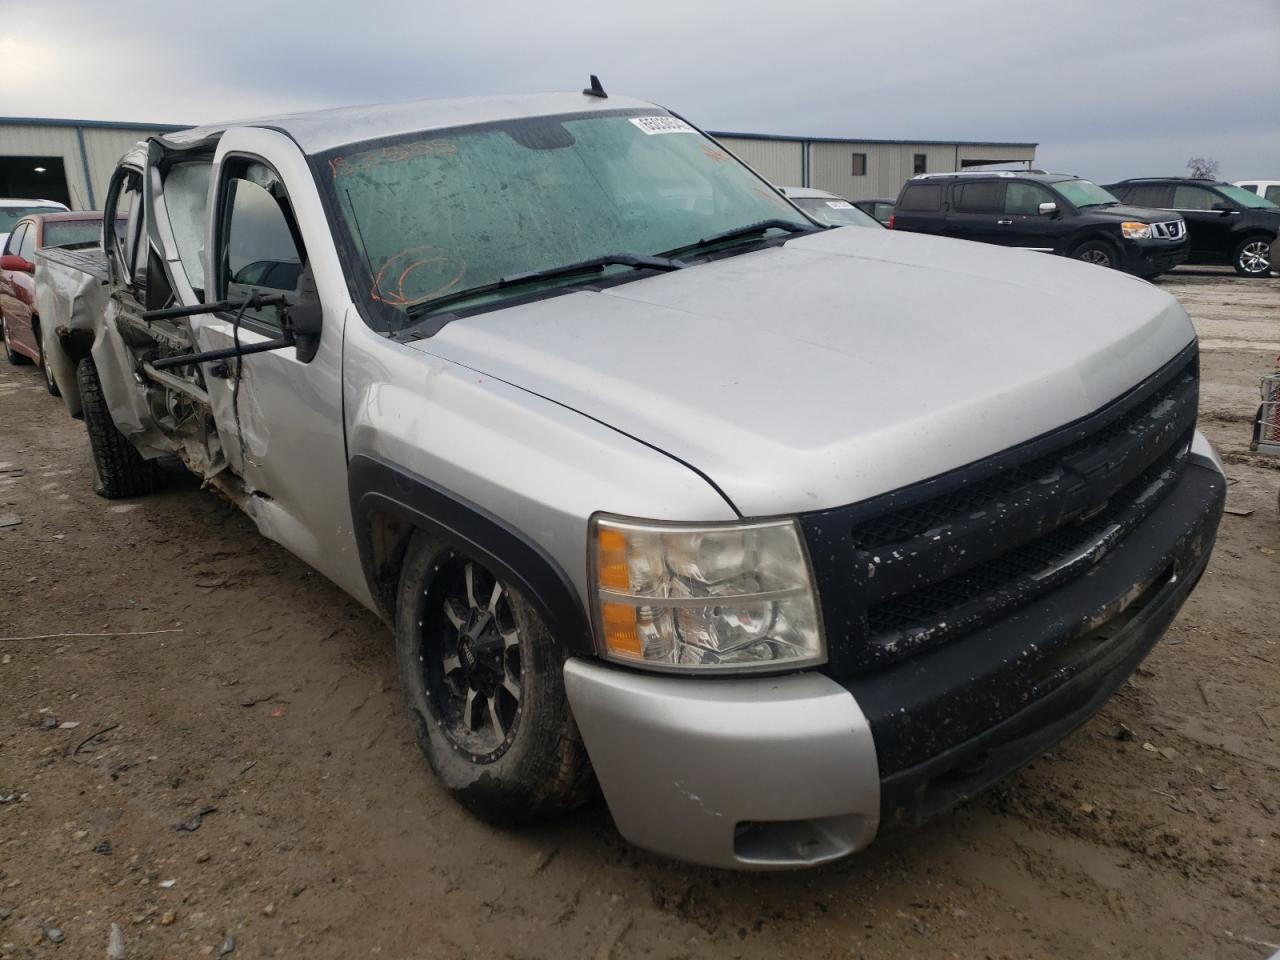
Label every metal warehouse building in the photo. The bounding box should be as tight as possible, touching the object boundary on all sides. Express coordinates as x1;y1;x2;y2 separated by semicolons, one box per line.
1;116;1036;212
710;132;1038;201
0;117;183;210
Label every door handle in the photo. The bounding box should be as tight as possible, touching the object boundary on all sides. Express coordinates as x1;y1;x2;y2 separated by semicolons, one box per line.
996;219;1013;225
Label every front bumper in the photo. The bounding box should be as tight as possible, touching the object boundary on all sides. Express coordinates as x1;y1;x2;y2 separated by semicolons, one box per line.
563;661;881;869
1120;238;1189;276
564;440;1224;870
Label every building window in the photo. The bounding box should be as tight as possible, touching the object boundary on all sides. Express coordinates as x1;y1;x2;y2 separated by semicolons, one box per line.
913;153;927;175
851;152;867;176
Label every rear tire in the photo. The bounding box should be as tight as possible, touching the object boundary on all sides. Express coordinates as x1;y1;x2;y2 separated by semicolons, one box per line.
394;532;595;824
1;315;30;365
34;321;59;396
1070;239;1119;270
43;357;60;397
1232;235;1272;277
76;357;159;499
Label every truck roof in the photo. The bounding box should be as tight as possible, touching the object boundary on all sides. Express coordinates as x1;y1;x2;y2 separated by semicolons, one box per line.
159;91;659;155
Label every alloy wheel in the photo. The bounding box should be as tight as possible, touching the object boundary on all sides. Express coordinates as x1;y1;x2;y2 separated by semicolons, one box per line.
1079;249;1111;267
422;558;523;761
1239;240;1271;275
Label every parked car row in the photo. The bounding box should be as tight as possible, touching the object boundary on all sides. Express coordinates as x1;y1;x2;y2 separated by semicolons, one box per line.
22;83;1226;871
768;171;1277;279
891;171;1191;278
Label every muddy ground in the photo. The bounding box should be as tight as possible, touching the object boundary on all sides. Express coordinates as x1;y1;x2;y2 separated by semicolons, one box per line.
1;266;1277;960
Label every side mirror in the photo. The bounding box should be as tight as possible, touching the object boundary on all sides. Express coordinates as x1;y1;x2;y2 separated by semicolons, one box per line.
1038;201;1058;216
286;266;323;364
1212;202;1236;214
0;254;33;273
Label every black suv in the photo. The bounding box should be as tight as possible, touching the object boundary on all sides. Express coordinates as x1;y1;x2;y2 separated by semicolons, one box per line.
1103;178;1278;277
891;172;1188;279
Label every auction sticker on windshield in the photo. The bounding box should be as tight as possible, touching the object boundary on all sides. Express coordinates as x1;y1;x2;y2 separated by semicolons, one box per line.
826;201;854;209
630;116;696;135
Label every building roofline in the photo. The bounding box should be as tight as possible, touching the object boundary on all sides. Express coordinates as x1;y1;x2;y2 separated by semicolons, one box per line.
0;117;1037;150
708;130;1038;148
0;116;190;132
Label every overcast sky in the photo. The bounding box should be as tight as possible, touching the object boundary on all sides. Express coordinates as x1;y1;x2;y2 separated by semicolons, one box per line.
3;0;1278;182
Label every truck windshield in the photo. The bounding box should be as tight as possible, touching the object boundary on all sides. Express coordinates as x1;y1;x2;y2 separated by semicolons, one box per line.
1053;179;1119;208
321;111;808;326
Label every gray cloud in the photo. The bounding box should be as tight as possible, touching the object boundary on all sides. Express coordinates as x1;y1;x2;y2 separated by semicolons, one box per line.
5;0;1278;181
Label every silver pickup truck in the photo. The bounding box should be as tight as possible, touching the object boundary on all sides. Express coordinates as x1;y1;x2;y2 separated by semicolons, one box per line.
37;85;1226;870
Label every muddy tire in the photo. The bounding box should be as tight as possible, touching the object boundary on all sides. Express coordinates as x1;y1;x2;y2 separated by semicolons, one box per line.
394;532;595;823
2;314;30;365
76;357;159;500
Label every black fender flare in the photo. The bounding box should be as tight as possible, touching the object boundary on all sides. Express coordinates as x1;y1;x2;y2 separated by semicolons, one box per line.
347;454;595;657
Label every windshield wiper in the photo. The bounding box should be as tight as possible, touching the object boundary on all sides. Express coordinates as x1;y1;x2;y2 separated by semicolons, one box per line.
398;252;686;333
658;218;819;259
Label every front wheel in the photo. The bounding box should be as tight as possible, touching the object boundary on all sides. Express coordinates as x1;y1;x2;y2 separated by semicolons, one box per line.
394;534;595;823
1233;236;1272;277
1070;239;1118;270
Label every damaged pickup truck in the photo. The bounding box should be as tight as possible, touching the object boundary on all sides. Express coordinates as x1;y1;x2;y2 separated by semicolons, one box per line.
39;86;1225;869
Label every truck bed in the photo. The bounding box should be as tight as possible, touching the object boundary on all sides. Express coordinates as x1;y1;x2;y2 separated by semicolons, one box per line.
33;244;111;417
36;244;109;283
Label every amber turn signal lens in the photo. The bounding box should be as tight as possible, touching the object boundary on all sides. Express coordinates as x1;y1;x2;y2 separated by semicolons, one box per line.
600;601;641;656
597;527;631;591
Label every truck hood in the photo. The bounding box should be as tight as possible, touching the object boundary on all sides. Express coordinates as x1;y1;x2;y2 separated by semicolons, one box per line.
410;227;1195;516
1081;203;1183;223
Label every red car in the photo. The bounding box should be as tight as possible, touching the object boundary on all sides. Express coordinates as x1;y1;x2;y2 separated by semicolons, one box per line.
1;212;108;395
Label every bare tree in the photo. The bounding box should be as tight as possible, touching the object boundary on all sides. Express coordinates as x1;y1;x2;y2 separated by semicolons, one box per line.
1187;156;1220;179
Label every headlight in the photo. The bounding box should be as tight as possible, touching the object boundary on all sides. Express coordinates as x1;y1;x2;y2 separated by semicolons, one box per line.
1121;221;1152;239
589;514;825;672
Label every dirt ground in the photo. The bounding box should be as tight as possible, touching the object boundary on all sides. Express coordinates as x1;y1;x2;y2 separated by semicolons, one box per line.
1;265;1277;960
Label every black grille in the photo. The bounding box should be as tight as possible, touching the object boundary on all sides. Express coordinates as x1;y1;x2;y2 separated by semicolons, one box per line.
866;441;1188;639
801;344;1200;678
848;362;1195;552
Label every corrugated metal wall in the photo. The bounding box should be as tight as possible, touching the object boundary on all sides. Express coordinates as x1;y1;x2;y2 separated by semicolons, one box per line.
715;136;804;187
812;142;988;201
80;129;159;207
0;123;167;210
710;133;1036;203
